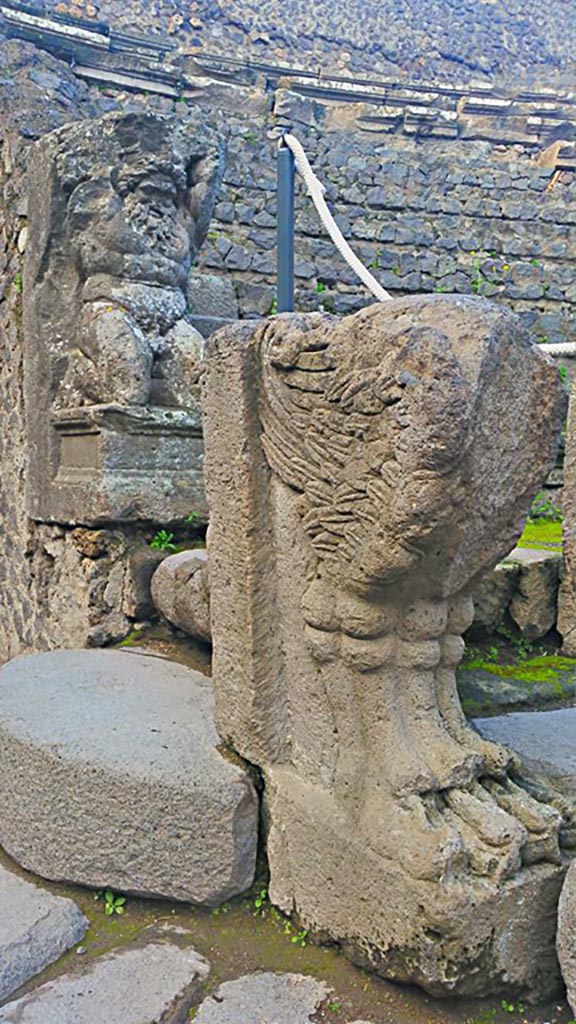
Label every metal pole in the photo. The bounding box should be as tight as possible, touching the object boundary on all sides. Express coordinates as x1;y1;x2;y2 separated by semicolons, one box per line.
277;141;295;313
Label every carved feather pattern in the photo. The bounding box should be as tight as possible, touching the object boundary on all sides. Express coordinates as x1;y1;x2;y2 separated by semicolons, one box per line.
258;307;470;584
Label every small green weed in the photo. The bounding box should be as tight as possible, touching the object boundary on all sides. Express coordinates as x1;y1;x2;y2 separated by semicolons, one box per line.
282;920;308;947
559;364;569;388
500;999;524;1014
253;887;268;914
150;530;178;553
185;510;200;528
316;281;326;293
211;902;231;917
269;296;278;315
14;271;22;294
94;889;127;916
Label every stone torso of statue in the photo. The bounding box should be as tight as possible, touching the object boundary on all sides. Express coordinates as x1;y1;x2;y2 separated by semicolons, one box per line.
47;111;224;411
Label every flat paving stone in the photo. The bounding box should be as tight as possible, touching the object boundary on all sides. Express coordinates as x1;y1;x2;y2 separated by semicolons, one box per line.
0;930;209;1023
0;650;258;904
0;863;87;1003
194;972;329;1023
472;706;576;786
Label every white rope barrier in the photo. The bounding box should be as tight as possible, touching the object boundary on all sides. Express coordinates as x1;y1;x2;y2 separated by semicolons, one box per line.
540;342;576;356
282;134;576;358
282;133;392;304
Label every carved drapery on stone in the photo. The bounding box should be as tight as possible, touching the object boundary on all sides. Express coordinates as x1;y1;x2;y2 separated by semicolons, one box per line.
24;110;224;525
203;295;572;1001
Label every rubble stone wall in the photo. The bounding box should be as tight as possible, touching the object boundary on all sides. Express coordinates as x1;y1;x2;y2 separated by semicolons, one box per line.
44;0;576;86
197;103;575;347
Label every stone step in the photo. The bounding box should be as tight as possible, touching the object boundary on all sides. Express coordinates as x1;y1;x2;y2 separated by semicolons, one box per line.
472;706;576;793
0;863;87;1004
0;650;258;904
0;927;209;1023
194;972;329;1023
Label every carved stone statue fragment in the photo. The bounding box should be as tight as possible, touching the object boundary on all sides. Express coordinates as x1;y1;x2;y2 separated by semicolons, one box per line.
24;110;224;524
203;294;572;1000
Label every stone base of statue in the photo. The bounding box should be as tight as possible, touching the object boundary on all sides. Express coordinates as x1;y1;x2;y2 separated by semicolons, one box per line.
28;404;206;526
265;767;565;1000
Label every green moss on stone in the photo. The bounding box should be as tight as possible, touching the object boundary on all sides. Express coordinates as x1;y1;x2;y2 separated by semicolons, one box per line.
517;520;562;550
461;654;575;696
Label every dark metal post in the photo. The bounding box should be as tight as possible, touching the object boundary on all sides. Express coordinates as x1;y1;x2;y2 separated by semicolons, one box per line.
277;142;295;313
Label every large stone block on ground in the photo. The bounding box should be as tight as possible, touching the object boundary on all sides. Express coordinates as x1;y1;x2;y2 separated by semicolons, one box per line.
0;928;209;1023
472;707;576;796
558;860;576;1016
0;650;258;904
151;549;211;642
195;973;329;1023
0;864;87;1003
203;295;568;1001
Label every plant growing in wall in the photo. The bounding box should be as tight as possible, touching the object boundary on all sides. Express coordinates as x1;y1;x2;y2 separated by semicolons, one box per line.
150;530;178;553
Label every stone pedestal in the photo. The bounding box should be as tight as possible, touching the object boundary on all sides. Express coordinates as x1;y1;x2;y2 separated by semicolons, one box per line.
36;404;205;525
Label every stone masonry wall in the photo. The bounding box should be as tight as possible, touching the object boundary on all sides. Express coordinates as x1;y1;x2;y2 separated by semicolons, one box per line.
42;0;576;87
195;102;575;348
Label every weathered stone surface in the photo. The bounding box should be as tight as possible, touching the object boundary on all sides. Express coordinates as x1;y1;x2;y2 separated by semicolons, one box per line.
559;377;576;655
24;109;224;525
188;272;239;320
0;864;87;1003
194;973;329;1023
151;549;211;641
558;860;576;1016
0;650;258;904
472;707;576;794
470;546;562;641
469;562;519;635
123;545;168;620
0;929;210;1023
509;548;561;639
203;295;567;1000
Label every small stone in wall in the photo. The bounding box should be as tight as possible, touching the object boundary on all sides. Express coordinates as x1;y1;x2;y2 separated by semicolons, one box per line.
187;272;239;321
469;562;520;636
509;548;561;640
